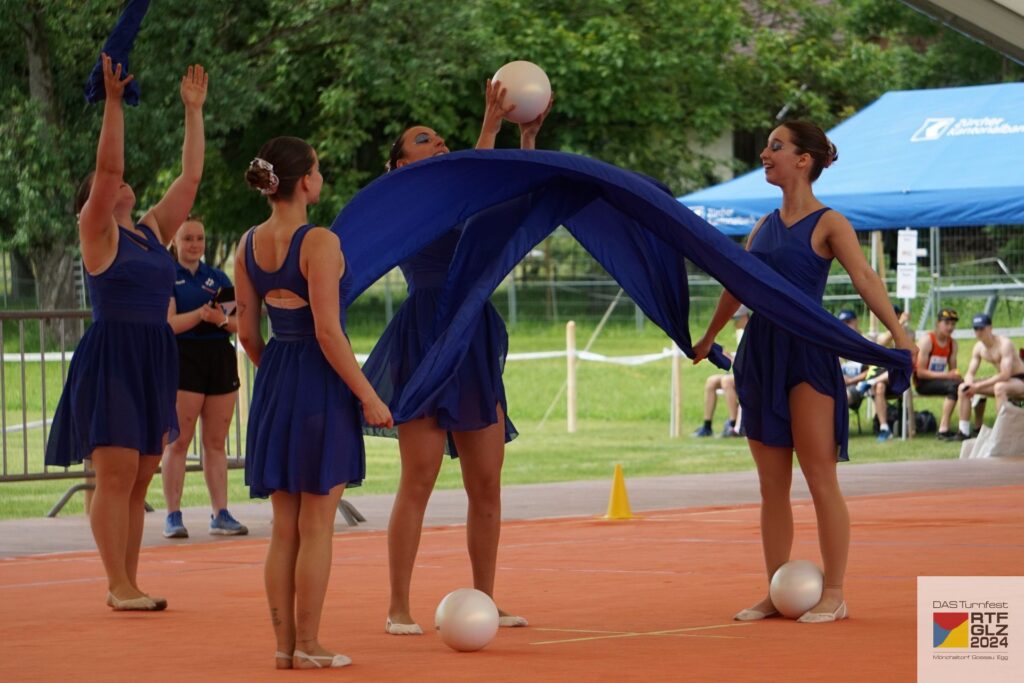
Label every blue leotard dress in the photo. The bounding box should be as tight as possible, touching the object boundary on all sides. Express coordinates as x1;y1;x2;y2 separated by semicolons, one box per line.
359;228;517;456
45;224;179;465
243;224;365;497
733;208;851;461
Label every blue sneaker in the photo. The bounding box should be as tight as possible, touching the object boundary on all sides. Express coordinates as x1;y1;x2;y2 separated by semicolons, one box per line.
163;511;188;539
692;424;714;437
210;509;249;536
877;427;892;442
721;420;740;437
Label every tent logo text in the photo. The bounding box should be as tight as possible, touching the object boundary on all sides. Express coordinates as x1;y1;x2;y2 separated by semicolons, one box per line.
912;117;1024;142
911;118;955;141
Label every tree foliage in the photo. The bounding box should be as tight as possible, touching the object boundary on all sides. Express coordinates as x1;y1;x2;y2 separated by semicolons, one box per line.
0;0;1019;305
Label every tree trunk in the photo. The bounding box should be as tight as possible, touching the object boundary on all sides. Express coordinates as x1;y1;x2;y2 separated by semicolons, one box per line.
29;246;82;348
25;1;57;126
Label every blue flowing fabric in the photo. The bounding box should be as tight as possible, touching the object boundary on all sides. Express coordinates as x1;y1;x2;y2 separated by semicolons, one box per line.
331;150;911;424
84;0;150;106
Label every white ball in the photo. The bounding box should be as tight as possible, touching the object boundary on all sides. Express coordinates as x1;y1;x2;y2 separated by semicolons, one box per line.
769;560;824;618
491;61;551;124
435;588;499;652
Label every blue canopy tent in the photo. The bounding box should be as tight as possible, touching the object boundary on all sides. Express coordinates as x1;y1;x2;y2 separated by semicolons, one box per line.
680;82;1024;235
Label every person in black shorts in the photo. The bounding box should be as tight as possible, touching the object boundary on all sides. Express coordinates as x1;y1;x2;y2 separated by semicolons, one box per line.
161;217;247;537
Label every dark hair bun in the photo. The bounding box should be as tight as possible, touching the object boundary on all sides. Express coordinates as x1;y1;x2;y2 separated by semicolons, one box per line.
245;158;279;195
825;140;839;168
244;138;314;199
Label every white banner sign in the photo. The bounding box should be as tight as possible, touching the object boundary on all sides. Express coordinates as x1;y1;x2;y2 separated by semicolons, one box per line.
897;264;917;298
897;229;919;265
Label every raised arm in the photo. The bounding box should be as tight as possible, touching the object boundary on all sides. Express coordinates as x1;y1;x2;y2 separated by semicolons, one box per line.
826;212;918;367
234;232;264;366
303;229;393;428
475;79;514;150
518;94;553;150
79;53;134;274
142;65;208;244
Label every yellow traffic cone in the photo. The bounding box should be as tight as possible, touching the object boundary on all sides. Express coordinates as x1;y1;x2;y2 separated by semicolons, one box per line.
603;463;635;520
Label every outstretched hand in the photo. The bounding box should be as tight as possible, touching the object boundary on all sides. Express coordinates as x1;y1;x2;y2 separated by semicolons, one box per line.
180;64;208;109
519;93;554;139
481;79;516;137
101;52;134;101
692;334;713;364
896;336;919;370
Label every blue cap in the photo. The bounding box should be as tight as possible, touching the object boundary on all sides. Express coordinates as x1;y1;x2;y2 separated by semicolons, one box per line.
838;309;857;322
972;313;992;329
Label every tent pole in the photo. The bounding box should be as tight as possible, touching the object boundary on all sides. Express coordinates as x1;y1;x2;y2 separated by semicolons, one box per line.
870;230;883;338
930;227;940;325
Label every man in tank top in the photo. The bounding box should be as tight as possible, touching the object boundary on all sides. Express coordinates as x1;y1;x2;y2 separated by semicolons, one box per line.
914;308;962;440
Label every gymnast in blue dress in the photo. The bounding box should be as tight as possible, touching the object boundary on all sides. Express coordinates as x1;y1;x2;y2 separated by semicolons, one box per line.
235;136;392;669
693;121;918;623
45;55;207;612
371;81;552;635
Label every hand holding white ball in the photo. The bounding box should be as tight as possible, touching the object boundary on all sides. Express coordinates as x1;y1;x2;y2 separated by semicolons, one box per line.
491;61;551;124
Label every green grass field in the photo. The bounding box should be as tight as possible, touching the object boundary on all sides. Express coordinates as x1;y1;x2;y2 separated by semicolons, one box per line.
0;322;987;519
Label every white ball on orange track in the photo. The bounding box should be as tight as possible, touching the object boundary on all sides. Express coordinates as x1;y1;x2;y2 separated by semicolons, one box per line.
492;61;551;124
435;588;500;652
769;560;824;618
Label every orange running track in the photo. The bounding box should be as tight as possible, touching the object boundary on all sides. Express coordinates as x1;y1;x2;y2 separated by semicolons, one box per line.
1;486;1021;682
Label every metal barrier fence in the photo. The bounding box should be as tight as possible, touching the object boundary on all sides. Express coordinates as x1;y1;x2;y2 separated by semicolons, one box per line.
0;309;253;516
5;255;1024;514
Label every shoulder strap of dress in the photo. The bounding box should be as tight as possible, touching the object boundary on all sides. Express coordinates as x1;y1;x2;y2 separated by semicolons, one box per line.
284;223;316;268
243;226;260;275
135;222;162;246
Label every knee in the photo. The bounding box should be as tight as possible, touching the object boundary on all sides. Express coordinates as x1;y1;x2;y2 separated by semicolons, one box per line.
873;382;886;397
200;435;226;455
758;476;791;503
98;469;136;494
296;513;331;541
398;474;437;505
466;476;502;508
705;376;720;391
994;382;1008;400
802;466;839;498
272;518;299;545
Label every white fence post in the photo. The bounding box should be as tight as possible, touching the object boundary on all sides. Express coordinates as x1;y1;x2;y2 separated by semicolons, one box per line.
566;320;577;433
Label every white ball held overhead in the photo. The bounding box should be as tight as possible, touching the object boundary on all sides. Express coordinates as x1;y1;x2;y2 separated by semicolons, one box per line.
435;588;499;652
491;61;551;124
769;560;824;618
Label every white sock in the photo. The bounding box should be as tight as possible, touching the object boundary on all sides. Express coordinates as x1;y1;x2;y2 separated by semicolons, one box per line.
959;420;971;435
879;422;888;431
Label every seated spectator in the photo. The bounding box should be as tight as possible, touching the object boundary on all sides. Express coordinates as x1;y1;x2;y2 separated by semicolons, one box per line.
838;309;870;409
955;313;1024;439
867;304;911;441
914;308;962;440
693;306;748;437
